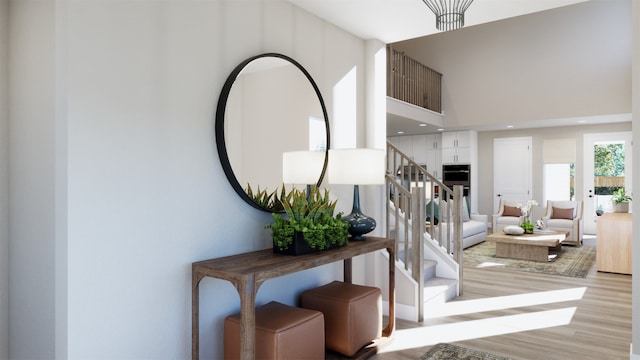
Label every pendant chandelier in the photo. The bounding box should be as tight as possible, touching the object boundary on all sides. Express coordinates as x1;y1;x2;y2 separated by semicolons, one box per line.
422;0;474;32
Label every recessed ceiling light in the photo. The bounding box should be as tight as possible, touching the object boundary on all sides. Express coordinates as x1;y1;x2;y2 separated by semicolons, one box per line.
419;124;427;127
437;128;444;131
397;131;405;134
506;125;514;128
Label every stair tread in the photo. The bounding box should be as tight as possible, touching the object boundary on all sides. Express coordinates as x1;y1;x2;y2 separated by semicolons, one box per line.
423;277;457;302
424;276;457;286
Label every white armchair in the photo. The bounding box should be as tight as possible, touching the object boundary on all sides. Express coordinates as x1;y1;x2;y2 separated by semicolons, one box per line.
542;200;584;246
492;199;523;234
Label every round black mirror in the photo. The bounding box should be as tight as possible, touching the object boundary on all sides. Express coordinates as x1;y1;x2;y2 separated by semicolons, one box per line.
215;53;330;211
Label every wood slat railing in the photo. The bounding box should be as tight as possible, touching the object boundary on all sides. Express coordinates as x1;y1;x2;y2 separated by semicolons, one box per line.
387;46;442;113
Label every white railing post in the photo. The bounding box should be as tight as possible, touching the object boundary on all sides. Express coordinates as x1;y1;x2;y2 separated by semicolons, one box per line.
453;185;464;296
410;186;425;322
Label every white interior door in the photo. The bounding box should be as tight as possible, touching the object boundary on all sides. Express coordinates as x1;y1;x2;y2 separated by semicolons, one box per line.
583;132;632;234
493;137;532;212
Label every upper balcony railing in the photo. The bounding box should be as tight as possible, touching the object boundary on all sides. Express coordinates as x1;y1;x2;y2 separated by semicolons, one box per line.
387;46;442;114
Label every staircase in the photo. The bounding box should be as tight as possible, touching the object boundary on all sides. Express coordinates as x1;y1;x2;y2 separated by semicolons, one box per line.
382;141;465;322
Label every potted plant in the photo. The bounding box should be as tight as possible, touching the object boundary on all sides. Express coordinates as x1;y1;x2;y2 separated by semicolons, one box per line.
517;199;538;234
520;219;535;234
246;183;287;212
612;188;632;213
267;186;349;255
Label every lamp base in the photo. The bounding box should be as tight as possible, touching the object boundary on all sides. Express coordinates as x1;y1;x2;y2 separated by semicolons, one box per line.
344;184;377;241
343;212;376;241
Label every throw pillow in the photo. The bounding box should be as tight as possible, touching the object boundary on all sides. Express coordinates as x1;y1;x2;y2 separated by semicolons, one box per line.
438;199;468;223
552;207;574;220
426;200;439;225
502;205;521;217
462;198;471;222
504;225;525;235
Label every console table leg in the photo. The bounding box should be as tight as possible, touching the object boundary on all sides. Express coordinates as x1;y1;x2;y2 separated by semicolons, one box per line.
344;258;352;283
192;273;205;360
237;276;257;360
383;246;395;337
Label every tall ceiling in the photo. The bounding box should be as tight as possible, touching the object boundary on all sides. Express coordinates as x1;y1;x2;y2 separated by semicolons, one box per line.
288;0;631;137
288;0;589;44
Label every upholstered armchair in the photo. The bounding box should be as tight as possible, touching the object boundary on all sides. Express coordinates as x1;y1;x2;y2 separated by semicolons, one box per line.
542;200;584;246
492;199;523;234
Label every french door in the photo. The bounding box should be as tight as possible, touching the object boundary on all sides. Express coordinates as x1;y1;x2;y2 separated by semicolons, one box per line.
583;132;632;234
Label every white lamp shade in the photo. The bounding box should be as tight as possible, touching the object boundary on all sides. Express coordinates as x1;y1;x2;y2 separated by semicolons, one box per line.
328;148;386;185
282;151;326;185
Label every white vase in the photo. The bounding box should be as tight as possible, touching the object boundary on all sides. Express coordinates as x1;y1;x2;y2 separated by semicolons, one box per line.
612;202;629;213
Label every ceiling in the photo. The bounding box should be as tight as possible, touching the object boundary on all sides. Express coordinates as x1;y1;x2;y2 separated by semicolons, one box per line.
288;0;588;44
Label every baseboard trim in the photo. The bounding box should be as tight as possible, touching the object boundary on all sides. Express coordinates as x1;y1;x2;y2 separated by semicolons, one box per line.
630;343;640;359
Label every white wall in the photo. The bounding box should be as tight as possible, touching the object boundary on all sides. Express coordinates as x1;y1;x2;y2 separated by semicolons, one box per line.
8;0;378;359
9;0;57;358
392;0;632;129
476;122;632;220
0;0;8;357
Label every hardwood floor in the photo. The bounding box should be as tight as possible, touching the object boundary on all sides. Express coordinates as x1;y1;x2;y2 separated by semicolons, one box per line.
373;238;632;360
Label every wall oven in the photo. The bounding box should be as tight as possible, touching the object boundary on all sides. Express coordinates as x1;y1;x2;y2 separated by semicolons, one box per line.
442;164;470;198
442;164;470;185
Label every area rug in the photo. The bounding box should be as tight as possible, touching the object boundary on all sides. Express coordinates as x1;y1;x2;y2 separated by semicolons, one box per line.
420;343;512;360
463;241;596;278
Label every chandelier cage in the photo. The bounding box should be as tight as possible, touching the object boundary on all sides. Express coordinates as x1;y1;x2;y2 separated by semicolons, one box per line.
422;0;474;32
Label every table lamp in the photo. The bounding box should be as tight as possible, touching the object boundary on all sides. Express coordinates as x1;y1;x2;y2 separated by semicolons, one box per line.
328;148;386;241
282;151;326;195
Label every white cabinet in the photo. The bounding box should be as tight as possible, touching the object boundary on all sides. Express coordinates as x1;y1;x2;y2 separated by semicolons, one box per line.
424;133;441;177
388;134;442;179
388;136;413;159
425;133;441;150
411;135;427;164
442;147;471;164
425;148;442;178
442;130;476;164
442;131;471;148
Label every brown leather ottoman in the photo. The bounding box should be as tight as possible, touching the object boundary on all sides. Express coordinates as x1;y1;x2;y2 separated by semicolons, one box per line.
224;301;324;360
300;281;382;357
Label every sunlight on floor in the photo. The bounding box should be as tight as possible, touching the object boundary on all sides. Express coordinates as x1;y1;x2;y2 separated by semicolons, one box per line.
476;261;506;268
425;287;586;319
379;307;577;353
379;287;586;353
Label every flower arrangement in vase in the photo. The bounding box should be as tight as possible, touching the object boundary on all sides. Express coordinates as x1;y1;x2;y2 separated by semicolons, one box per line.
517;199;538;234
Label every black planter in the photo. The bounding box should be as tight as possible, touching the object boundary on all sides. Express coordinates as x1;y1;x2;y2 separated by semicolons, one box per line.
273;232;316;256
273;232;344;256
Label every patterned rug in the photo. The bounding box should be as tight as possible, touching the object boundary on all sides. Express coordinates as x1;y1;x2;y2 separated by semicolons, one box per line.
420;343;512;360
463;241;596;278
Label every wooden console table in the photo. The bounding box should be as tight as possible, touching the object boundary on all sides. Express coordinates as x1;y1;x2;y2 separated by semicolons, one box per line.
192;236;395;360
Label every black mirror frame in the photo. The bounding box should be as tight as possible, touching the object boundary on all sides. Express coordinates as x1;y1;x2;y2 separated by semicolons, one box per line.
215;53;331;212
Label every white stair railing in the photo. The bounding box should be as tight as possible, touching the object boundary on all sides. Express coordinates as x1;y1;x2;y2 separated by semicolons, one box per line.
385;141;464;321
